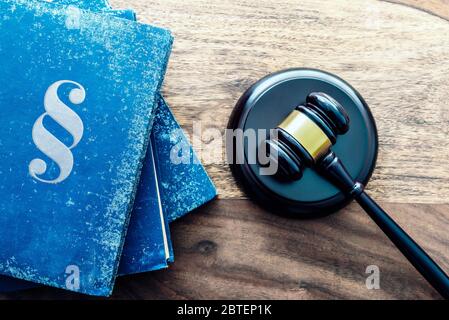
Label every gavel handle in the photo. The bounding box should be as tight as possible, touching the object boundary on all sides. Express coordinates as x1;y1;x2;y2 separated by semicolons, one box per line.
319;151;449;299
355;191;449;299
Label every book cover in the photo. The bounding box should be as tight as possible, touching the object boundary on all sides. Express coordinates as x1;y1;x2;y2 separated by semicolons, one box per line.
0;0;173;293
0;0;218;293
41;0;175;275
0;0;172;295
118;142;171;275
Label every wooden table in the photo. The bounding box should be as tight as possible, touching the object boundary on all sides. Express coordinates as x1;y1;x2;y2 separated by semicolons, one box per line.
3;0;449;300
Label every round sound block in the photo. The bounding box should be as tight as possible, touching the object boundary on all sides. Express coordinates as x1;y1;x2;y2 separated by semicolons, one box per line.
228;68;378;218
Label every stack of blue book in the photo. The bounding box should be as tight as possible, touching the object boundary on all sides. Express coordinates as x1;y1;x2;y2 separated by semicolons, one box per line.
0;0;216;296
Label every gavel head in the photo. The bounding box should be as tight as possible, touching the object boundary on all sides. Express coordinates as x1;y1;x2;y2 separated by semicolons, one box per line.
265;92;350;180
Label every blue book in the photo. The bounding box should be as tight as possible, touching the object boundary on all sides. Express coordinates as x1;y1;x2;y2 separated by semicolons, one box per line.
45;1;175;273
0;0;173;293
0;0;172;296
0;0;217;293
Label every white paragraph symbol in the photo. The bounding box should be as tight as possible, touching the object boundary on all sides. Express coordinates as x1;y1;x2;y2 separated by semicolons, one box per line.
29;80;86;184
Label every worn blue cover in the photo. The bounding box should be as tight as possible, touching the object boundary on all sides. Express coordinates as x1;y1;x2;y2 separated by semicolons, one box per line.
43;1;174;275
118;143;171;275
0;0;173;293
0;0;217;293
0;0;172;296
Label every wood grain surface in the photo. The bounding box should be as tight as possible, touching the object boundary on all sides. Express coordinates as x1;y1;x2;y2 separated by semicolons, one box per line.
2;200;448;300
2;0;449;300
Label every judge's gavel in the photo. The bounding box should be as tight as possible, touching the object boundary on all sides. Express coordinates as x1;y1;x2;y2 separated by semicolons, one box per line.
263;92;449;299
